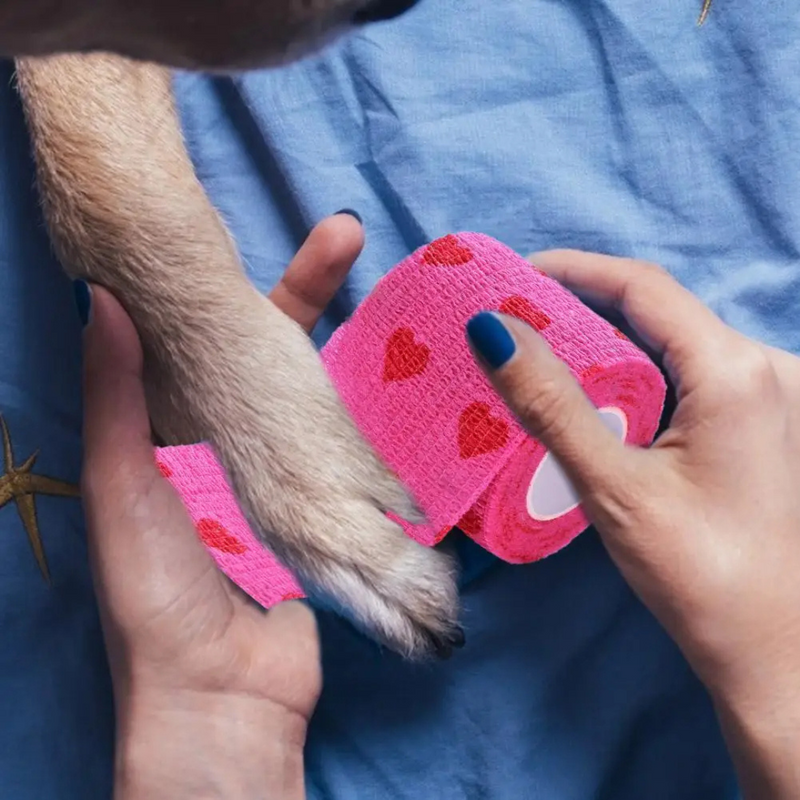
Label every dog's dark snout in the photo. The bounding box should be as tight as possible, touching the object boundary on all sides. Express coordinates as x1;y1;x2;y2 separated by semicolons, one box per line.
353;0;422;24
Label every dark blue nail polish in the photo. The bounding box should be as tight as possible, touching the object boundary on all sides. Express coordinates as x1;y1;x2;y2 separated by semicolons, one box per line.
334;208;362;224
466;312;516;369
72;280;92;327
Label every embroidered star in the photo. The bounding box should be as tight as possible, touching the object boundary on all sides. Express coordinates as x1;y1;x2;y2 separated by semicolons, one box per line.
0;417;80;583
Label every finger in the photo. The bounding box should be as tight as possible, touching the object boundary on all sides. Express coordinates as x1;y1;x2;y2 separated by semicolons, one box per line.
81;283;159;499
527;249;734;382
466;311;641;506
270;211;364;333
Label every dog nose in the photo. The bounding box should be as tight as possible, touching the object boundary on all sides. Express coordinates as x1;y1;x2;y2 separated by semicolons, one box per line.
352;0;421;24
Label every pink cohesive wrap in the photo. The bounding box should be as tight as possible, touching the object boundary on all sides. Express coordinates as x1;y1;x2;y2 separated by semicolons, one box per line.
155;445;305;606
155;233;666;608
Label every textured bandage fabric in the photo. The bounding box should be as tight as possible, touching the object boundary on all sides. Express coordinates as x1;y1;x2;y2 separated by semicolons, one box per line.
156;233;666;606
154;444;305;607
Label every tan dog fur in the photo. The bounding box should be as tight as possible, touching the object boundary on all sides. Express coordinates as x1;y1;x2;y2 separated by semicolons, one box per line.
13;46;461;659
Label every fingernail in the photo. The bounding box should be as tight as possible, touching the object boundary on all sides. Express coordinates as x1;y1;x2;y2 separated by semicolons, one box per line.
334;208;362;224
72;280;92;327
466;312;516;369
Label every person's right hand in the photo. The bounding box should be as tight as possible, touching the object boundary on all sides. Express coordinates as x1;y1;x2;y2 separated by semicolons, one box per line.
465;250;800;799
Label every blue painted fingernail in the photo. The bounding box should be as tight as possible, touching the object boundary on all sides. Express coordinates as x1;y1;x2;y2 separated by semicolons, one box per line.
334;208;362;224
466;312;516;369
72;280;92;327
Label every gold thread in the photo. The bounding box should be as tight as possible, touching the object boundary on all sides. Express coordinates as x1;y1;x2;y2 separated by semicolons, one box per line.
0;417;80;582
698;0;712;26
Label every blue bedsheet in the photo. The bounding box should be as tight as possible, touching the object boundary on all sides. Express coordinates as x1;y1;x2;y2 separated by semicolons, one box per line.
3;0;798;796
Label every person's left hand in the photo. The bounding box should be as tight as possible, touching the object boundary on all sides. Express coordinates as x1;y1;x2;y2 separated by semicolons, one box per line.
79;213;364;800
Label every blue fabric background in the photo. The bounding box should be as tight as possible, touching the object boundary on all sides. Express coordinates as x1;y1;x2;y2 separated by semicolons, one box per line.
3;0;798;796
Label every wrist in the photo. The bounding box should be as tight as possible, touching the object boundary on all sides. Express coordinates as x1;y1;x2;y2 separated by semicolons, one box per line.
115;688;307;800
711;672;800;799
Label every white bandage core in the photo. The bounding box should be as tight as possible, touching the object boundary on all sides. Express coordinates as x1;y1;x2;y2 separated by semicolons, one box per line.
526;407;628;521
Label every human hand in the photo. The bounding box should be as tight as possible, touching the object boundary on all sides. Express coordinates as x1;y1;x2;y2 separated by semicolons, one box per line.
79;213;364;800
465;250;800;799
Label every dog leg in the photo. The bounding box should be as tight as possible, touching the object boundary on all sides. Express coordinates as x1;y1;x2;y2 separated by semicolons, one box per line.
15;53;461;658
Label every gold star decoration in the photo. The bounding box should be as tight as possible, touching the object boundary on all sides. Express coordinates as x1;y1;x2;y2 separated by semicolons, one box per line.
698;0;712;25
0;417;80;583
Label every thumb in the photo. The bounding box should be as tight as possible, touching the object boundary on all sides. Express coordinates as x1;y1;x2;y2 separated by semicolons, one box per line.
78;282;230;631
79;282;158;499
465;311;637;506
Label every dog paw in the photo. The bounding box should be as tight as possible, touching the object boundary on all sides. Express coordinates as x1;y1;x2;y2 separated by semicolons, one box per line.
147;294;462;660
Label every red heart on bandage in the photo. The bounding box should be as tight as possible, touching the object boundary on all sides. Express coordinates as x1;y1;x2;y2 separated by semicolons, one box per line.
457;506;484;538
499;296;551;331
383;327;431;383
458;402;511;459
422;235;474;267
581;364;603;380
196;518;248;555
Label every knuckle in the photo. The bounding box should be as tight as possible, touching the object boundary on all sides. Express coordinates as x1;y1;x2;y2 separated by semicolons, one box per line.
637;259;668;276
719;346;780;406
513;370;576;441
622;257;666;278
617;261;668;309
630;259;668;286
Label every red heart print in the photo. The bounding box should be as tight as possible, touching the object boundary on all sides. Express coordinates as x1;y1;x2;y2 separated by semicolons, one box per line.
281;591;306;602
383;327;431;383
422;235;474;267
156;459;173;478
457;506;484;538
499;296;551;331
458;402;511;459
196;518;248;555
581;364;603;380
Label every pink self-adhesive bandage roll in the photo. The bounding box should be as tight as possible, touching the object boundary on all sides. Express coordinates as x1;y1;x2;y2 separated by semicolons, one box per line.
155;233;666;607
